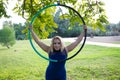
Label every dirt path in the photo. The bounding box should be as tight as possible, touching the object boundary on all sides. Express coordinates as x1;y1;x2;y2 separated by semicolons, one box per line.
62;36;120;48
86;36;120;43
86;36;120;47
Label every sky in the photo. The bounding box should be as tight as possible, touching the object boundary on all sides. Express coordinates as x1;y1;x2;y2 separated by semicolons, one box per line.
102;0;120;23
0;0;120;29
0;0;26;29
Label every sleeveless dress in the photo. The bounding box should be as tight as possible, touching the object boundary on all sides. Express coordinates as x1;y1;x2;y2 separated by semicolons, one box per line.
45;49;67;80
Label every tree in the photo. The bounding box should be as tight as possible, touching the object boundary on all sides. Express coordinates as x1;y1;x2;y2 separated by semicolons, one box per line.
0;26;16;48
0;0;109;38
50;8;83;37
116;21;120;34
0;0;10;18
13;23;26;40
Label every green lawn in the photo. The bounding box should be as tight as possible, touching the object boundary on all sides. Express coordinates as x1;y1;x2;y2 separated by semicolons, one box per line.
0;40;120;80
112;42;120;44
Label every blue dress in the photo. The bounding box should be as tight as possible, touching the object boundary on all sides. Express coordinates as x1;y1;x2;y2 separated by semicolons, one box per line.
45;49;67;80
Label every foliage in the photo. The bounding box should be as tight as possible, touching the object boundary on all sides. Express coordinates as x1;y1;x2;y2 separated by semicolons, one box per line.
0;0;110;38
49;8;83;37
0;26;16;48
13;23;26;40
107;22;120;36
87;22;120;36
12;0;109;38
0;0;10;18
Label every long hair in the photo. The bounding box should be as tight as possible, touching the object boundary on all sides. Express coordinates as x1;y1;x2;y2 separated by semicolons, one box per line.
50;36;65;52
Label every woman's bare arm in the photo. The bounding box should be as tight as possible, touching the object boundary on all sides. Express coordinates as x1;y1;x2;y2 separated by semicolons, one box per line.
29;25;50;52
66;25;87;52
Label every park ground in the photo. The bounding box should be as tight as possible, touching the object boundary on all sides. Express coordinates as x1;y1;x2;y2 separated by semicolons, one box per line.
0;36;120;80
62;36;120;47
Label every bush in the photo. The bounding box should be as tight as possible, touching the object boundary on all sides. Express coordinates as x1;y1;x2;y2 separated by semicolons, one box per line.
0;26;16;48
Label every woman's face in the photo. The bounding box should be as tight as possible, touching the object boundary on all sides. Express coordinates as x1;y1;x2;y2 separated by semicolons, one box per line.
53;38;61;51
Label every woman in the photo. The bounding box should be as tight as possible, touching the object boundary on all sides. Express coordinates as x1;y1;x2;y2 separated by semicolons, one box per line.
29;25;87;80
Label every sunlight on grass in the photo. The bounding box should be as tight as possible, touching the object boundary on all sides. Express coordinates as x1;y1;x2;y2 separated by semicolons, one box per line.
0;40;120;80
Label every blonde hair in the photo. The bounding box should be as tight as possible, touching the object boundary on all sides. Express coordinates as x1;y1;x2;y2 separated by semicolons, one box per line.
50;36;65;52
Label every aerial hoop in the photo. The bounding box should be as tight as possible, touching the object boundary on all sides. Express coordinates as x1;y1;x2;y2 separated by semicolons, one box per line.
28;3;87;62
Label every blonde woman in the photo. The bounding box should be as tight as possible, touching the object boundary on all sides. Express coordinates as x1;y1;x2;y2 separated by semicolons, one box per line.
29;25;87;80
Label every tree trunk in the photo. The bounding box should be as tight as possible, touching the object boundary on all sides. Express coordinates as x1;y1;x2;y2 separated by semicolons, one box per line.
6;45;10;49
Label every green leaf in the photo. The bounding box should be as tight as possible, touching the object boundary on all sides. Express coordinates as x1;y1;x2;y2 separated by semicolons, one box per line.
96;21;106;32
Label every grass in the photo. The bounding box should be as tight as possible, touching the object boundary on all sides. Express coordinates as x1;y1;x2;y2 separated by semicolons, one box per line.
0;40;120;80
112;42;120;44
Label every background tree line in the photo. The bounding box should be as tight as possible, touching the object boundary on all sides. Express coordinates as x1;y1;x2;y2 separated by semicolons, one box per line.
0;0;110;38
0;0;118;48
0;20;120;40
13;0;109;38
87;22;120;37
0;19;120;48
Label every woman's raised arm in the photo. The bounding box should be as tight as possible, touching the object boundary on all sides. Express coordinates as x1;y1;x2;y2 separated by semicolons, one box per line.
29;25;50;52
66;25;87;52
